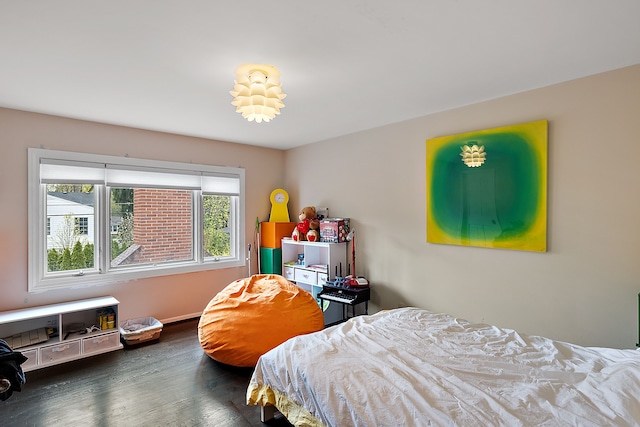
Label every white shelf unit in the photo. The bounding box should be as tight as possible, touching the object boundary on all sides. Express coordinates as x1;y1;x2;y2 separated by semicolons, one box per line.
281;239;347;321
0;296;123;372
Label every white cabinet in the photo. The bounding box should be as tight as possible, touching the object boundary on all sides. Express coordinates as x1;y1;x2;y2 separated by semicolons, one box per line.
281;239;347;325
0;296;123;372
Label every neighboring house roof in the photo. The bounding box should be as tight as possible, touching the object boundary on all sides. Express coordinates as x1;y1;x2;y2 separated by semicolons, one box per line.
111;244;141;267
49;192;94;207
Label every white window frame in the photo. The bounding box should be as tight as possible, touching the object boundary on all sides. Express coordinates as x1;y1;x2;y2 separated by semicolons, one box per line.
28;148;245;292
75;216;89;235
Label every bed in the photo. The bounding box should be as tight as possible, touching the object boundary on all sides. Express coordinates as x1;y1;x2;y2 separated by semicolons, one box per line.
247;307;640;426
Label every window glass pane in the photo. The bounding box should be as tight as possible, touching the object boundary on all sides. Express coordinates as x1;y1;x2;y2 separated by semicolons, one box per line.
110;188;194;267
46;185;95;272
203;195;231;257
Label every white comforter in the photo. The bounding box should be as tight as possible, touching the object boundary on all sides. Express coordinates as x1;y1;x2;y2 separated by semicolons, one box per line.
248;307;640;426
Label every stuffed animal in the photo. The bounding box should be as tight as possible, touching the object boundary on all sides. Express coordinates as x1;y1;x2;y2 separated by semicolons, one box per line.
306;218;320;242
292;206;320;242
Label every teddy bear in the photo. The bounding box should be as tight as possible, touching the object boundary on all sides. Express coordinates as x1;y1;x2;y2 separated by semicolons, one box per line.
306;219;320;242
292;206;320;242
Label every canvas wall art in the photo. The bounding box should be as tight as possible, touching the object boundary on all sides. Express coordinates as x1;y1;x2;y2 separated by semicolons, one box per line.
426;120;547;252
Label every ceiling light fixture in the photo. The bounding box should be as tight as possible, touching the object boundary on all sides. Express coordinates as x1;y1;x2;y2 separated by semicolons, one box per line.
460;143;486;167
230;63;286;123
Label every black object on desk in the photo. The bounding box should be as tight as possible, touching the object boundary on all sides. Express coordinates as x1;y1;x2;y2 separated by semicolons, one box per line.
318;280;370;326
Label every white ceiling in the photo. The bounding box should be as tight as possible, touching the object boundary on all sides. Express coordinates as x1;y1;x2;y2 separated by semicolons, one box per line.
1;1;639;150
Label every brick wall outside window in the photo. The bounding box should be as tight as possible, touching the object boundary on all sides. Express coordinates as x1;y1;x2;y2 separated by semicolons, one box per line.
133;188;193;263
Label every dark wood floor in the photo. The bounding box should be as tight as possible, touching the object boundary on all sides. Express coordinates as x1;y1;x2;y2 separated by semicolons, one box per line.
1;319;293;427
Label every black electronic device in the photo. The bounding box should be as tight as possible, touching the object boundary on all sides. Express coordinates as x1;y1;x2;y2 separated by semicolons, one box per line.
318;281;370;306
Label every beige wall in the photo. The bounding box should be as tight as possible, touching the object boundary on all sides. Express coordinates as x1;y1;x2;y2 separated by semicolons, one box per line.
285;64;640;349
0;108;286;323
2;64;639;349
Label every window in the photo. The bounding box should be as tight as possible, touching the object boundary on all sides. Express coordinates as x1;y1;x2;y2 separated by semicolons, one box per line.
28;148;245;292
75;217;89;235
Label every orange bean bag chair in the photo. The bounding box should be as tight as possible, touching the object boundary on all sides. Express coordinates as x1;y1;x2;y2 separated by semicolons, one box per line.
198;274;324;367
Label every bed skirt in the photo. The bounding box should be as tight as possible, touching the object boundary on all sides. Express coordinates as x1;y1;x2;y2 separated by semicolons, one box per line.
247;381;324;427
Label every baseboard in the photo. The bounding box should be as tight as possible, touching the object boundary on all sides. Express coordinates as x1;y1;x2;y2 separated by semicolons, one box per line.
160;312;202;325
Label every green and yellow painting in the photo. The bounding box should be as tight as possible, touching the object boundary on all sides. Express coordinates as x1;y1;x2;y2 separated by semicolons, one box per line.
426;120;547;252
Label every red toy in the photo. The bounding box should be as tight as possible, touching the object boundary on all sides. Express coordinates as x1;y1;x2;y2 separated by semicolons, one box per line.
292;206;320;242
